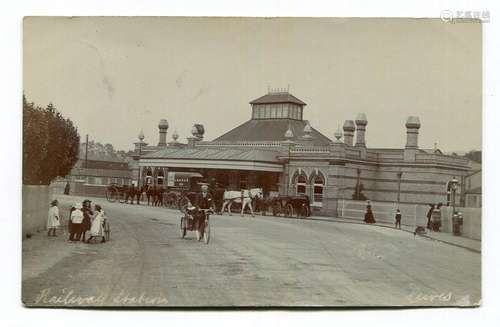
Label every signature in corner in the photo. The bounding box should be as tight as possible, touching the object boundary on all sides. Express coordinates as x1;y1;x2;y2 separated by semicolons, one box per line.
406;290;453;304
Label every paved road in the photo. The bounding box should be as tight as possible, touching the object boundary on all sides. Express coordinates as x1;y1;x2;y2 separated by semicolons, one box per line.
22;195;481;307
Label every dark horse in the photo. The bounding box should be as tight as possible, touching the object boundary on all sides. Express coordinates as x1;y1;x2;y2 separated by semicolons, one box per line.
145;184;154;206
154;186;165;206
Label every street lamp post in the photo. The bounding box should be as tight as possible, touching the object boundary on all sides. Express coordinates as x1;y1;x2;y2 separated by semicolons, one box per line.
137;130;145;187
449;176;461;236
282;125;295;196
284;141;293;196
450;176;459;214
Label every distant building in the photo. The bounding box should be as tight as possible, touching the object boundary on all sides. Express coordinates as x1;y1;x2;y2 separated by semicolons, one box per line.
61;149;132;197
134;89;473;216
464;160;481;208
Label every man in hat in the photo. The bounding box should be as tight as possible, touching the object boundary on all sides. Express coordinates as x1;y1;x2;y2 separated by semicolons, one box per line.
194;184;214;233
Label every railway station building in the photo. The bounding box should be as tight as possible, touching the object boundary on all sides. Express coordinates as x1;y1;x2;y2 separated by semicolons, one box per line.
135;90;472;216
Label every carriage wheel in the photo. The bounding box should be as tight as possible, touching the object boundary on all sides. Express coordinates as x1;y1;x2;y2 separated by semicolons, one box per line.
272;201;282;216
180;218;187;238
106;190;116;203
301;205;311;218
170;194;179;209
285;204;294;217
118;193;127;204
203;220;210;244
178;196;189;213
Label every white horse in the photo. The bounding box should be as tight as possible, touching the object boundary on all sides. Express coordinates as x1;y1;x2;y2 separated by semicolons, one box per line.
221;188;263;217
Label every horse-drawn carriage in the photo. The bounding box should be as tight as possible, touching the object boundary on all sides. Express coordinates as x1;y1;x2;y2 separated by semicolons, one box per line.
263;194;311;218
105;183;129;203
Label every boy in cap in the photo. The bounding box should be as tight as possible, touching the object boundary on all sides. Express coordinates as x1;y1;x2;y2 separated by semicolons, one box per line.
395;209;402;229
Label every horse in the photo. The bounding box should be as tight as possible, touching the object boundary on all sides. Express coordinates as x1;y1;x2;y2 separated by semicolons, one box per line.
220;188;263;217
145;185;154;206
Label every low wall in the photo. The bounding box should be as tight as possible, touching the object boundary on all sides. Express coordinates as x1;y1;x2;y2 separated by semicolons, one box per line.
340;199;481;241
73;182;107;198
22;185;54;237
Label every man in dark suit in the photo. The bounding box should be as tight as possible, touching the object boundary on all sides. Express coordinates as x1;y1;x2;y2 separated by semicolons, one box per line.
193;184;214;234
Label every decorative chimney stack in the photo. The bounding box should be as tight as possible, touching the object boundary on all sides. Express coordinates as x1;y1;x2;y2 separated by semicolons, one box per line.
300;121;314;146
158;119;169;147
343;120;355;146
355;113;368;148
405;116;421;149
404;116;421;161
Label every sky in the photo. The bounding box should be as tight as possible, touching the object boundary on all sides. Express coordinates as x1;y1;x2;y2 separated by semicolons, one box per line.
23;17;482;152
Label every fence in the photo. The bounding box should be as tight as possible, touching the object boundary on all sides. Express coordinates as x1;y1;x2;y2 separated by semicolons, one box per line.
339;199;481;240
341;199;417;227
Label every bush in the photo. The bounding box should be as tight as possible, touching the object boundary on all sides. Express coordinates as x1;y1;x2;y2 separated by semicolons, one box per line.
23;95;80;185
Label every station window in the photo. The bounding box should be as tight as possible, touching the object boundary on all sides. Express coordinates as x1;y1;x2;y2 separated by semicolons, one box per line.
296;175;307;195
312;175;325;206
283;105;289;119
157;170;165;185
277;104;283;118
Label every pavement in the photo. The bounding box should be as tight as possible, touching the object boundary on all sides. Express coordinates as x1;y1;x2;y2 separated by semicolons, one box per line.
304;216;482;253
22;195;481;307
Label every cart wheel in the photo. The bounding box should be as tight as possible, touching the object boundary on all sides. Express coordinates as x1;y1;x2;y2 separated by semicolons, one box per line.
285;204;294;217
303;205;311;217
106;190;116;203
178;196;189;213
204;220;210;244
118;194;127;204
298;205;310;218
272;201;281;216
180;218;187;238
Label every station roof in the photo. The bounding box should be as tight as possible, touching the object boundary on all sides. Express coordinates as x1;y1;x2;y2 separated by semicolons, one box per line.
143;147;280;163
213;119;332;146
249;92;306;106
141;147;283;172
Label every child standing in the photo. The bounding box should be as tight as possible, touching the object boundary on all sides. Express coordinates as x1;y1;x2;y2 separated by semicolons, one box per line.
47;200;60;236
395;209;402;229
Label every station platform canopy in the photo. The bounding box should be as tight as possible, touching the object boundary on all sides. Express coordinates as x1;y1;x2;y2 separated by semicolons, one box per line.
140;147;283;172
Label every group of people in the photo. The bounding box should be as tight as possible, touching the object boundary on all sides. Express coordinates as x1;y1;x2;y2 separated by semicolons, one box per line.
363;200;402;229
426;203;443;231
46;199;108;243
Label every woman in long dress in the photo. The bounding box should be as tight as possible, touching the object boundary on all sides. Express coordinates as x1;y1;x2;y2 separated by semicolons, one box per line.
364;200;376;224
47;200;60;236
87;204;106;243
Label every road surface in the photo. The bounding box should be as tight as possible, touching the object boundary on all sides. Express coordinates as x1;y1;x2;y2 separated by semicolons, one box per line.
22;195;481;307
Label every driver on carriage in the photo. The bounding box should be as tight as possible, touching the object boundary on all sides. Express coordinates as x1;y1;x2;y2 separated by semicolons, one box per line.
185;184;214;222
194;184;214;212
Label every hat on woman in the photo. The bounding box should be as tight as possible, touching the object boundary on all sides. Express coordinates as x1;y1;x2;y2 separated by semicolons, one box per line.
51;199;58;206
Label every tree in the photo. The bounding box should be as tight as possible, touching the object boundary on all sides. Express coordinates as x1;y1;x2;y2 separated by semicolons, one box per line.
23;95;80;185
464;150;481;163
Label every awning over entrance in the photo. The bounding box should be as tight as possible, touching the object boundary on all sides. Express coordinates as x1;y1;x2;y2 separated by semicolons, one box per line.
140;147;283;172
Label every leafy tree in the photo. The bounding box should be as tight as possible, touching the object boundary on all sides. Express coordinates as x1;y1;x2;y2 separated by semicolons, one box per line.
23;95;80;185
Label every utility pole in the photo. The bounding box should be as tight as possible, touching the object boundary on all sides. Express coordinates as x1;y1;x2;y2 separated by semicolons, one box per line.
84;134;89;169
